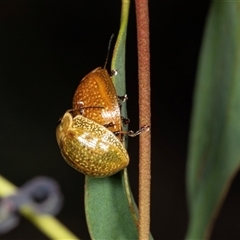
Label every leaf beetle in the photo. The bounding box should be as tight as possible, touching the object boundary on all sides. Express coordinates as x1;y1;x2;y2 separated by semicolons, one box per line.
72;67;124;141
56;110;129;177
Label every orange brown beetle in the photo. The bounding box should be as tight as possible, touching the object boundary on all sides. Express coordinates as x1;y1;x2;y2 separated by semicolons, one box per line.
72;67;124;140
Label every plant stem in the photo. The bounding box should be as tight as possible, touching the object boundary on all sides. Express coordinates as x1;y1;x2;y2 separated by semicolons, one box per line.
135;0;151;239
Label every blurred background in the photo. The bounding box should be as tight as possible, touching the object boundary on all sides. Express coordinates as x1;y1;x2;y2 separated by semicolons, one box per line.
0;1;240;239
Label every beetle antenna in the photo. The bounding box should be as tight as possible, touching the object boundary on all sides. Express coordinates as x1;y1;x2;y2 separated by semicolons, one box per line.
104;34;114;69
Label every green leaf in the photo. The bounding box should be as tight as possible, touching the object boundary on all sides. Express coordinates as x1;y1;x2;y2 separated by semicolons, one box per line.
84;1;141;239
186;2;240;239
85;172;138;240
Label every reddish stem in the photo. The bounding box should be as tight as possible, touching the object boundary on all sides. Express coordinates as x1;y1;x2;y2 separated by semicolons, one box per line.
135;0;151;239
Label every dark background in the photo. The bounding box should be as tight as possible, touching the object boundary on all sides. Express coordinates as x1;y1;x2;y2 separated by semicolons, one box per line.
1;1;240;239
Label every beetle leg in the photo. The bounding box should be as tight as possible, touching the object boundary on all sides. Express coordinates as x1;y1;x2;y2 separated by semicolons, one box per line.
104;122;115;128
118;94;128;102
114;125;150;137
121;116;130;125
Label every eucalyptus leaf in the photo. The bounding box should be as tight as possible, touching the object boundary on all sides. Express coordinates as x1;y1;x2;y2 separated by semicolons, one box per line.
186;2;240;239
84;0;154;238
85;173;138;240
84;1;140;239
